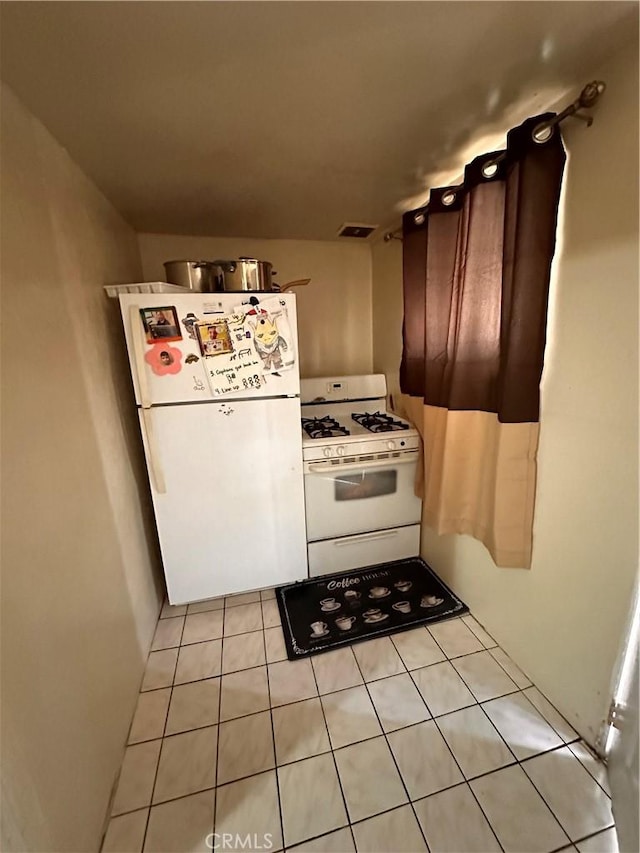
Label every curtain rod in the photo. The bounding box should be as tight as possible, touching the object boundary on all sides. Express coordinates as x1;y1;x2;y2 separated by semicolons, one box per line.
384;79;606;242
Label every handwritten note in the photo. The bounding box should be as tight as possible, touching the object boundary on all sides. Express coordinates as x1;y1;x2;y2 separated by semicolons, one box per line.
203;299;297;396
203;313;266;396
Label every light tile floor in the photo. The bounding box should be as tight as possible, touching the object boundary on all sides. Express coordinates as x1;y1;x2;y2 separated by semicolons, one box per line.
102;591;618;853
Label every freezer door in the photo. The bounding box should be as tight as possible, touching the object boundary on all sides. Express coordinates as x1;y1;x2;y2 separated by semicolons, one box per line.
119;292;300;405
138;397;308;603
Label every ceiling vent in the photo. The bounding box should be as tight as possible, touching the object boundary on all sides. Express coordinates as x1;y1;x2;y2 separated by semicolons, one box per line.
337;222;378;239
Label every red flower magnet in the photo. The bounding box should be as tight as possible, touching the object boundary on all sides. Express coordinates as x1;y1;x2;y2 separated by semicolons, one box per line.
145;343;183;376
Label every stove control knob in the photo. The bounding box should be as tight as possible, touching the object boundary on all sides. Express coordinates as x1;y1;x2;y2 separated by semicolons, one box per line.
386;439;396;451
323;447;332;458
336;445;346;456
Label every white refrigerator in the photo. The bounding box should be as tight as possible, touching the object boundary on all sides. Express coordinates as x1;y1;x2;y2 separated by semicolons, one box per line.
118;290;308;604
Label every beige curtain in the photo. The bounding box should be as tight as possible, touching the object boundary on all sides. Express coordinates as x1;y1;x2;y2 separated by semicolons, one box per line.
402;397;539;567
400;114;566;569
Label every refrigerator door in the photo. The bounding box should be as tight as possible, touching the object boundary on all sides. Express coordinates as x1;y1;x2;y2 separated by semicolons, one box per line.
138;397;308;603
119;292;300;405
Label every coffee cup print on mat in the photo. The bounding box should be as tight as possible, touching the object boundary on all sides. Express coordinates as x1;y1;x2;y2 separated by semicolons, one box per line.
393;601;412;614
363;608;389;624
421;594;444;608
369;586;390;599
320;597;340;612
344;589;361;601
311;621;329;637
394;580;412;593
335;615;356;631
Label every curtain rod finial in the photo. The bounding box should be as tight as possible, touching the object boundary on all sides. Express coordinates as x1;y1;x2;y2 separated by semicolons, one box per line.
580;80;606;109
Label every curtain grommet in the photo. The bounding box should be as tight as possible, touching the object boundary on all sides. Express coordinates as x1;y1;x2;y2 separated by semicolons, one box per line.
482;161;499;178
442;191;456;206
532;123;554;144
413;212;426;225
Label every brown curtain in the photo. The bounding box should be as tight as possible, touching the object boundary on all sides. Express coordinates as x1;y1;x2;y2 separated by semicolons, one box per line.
400;114;565;568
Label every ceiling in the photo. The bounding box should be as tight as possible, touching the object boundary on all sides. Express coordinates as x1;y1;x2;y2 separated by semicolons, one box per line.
1;2;637;241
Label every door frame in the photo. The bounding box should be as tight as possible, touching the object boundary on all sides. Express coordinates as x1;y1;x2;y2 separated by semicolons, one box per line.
597;580;640;757
598;579;639;853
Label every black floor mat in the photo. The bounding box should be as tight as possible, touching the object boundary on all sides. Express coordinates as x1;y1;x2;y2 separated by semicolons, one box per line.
276;557;468;660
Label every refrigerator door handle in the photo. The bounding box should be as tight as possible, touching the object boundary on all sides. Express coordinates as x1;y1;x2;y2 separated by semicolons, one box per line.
129;304;152;409
141;407;167;494
130;306;166;493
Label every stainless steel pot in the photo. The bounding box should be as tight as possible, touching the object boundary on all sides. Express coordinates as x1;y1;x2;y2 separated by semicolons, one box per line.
212;257;278;292
163;260;218;292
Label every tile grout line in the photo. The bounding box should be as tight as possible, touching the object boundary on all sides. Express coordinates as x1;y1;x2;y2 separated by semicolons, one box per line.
166;605;577;751
426;651;595;846
146;622;517;671
99;602;166;851
134;642;592;770
126;598;613;850
521;686;585;751
114;778;548;846
426;715;509;852
392;624;507;852
389;626;515;853
144;660;406;697
416;626;577;849
113;787;216;821
232;592;264;607
308;649;358;852
289;801;445;852
488;687;575;750
105;604;169;842
278;816;615;853
110;743;328;817
347;641;432;851
428;642;523;762
448;648;520;700
571;826;618;847
139;649;179;693
166;723;592;820
323;790;562;852
211;606;227;839
418;630;576;849
262;623;287;852
470;692;583;773
461;614;499;648
430;693;517;767
487;645;533;689
566;743;612;799
114;758;575;827
140;606;187;850
122;719;590;789
516;750;611;848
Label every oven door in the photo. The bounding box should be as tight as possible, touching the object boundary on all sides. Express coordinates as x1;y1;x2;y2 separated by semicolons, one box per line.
304;451;422;542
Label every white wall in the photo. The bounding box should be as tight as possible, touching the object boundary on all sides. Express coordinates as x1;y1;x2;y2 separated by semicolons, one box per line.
371;235;403;407
138;234;373;378
370;43;639;746
1;85;163;851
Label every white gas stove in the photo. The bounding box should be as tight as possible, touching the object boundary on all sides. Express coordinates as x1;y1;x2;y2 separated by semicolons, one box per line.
300;374;421;459
300;375;422;578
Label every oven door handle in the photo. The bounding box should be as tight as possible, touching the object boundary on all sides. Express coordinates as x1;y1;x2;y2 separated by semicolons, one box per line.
307;452;418;474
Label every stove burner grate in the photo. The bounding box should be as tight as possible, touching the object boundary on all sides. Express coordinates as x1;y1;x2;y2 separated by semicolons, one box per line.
351;411;410;433
302;415;350;439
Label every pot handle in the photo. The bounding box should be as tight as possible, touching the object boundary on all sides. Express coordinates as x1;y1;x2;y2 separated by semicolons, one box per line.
279;278;311;293
212;260;237;273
